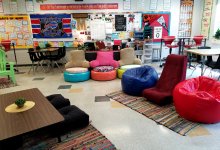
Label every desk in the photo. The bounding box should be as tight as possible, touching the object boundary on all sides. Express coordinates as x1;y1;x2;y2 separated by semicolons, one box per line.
185;49;220;76
0;88;64;141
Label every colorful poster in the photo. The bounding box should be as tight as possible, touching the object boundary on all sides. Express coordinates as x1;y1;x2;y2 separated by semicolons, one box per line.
142;12;170;42
30;14;72;38
71;19;77;30
123;0;131;10
201;0;213;38
10;0;18;12
25;0;34;12
0;0;4;13
0;15;32;48
40;3;118;10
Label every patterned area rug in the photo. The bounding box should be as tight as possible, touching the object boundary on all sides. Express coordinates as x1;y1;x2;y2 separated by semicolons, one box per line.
0;78;16;89
19;124;116;150
107;91;199;136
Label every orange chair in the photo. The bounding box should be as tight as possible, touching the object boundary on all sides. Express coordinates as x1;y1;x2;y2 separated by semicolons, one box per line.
163;36;179;54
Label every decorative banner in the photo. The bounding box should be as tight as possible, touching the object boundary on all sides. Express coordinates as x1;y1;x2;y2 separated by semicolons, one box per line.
142;12;170;42
201;0;213;38
0;15;33;48
30;14;72;38
40;3;118;10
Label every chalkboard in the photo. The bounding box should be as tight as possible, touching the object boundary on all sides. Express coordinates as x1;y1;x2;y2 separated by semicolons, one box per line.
115;15;126;31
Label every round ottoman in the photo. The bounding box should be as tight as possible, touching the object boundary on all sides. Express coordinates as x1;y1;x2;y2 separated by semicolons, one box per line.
117;65;141;79
121;65;158;96
64;67;90;82
173;76;220;124
91;70;117;81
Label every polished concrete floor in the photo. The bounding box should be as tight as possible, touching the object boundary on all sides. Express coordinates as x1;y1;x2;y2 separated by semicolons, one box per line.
1;63;220;150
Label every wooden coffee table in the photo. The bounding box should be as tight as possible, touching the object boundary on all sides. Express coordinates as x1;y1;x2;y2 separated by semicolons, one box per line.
0;88;64;141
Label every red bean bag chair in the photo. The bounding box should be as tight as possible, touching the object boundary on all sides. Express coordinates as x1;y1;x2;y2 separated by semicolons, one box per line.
142;54;187;105
173;76;220;124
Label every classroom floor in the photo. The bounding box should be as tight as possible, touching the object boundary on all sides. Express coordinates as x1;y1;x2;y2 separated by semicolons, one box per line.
1;62;220;150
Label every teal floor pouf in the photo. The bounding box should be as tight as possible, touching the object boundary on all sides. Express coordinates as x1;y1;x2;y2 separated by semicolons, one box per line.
64;71;90;82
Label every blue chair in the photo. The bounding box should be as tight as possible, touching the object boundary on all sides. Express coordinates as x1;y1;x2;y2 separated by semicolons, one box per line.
121;65;158;96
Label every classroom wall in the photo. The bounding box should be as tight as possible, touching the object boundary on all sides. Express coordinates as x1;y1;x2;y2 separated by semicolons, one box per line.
0;0;205;38
2;0;213;64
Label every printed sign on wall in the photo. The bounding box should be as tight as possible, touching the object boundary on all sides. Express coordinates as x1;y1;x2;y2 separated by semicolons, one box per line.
142;12;170;42
30;14;72;38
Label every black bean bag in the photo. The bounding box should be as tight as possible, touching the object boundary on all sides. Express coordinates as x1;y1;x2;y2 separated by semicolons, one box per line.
46;94;70;109
0;136;23;150
51;105;89;136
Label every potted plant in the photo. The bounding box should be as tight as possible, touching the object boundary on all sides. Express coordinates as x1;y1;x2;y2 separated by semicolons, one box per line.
15;98;26;108
36;46;41;50
214;29;220;39
45;43;52;48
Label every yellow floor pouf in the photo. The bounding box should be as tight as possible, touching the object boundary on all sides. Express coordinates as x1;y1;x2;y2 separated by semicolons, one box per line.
117;65;141;79
117;68;126;79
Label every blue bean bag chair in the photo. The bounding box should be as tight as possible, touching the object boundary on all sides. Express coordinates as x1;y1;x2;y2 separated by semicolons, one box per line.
121;65;158;96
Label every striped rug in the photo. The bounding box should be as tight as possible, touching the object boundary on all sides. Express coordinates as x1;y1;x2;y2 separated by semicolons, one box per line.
106;91;199;136
20;125;117;150
52;125;117;150
0;78;16;89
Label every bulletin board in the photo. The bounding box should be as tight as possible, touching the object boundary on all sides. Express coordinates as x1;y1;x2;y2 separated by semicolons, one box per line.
30;14;72;38
142;12;170;42
0;15;33;48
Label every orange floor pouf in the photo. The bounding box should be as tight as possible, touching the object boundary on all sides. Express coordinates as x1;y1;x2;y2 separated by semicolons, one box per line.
91;70;117;81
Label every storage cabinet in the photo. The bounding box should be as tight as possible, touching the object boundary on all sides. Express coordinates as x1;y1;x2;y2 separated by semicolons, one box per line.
142;40;153;63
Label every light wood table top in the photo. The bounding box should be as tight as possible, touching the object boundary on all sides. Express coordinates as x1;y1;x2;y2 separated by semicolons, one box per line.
0;88;64;141
185;49;220;56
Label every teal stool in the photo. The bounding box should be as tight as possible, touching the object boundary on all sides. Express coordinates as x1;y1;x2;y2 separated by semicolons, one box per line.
64;71;90;82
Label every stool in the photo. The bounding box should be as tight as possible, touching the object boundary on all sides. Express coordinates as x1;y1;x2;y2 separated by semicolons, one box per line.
64;71;90;82
91;70;116;81
46;94;70;110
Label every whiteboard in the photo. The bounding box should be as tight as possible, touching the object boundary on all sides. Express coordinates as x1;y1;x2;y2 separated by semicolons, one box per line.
90;21;106;40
